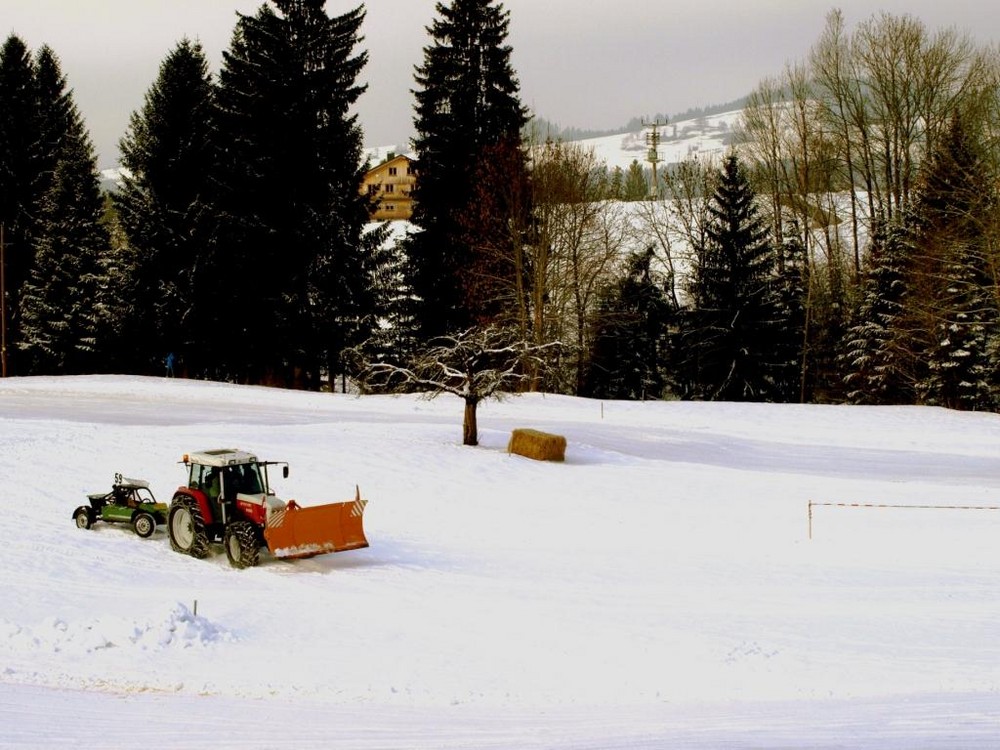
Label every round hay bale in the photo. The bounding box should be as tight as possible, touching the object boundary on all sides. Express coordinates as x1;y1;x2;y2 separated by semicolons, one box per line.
508;428;567;462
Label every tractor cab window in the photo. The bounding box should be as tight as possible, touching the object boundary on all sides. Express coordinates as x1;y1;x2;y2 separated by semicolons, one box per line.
242;464;264;494
228;463;264;496
189;463;209;491
189;464;222;503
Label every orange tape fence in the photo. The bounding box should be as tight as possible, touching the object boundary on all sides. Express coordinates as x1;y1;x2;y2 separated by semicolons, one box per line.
808;500;1000;540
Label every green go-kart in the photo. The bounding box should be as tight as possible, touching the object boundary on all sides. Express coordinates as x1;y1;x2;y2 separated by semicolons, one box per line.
73;475;168;538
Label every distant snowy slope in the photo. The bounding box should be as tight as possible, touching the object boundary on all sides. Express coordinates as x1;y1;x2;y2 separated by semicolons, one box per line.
575;110;742;171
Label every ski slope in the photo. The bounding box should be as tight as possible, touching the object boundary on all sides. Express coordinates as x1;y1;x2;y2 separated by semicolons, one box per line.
1;376;998;748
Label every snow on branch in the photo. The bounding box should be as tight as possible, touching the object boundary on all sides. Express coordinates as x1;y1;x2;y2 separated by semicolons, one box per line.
358;325;561;403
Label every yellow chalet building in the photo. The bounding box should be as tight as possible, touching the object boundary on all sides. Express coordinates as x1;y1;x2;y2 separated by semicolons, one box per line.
361;154;416;221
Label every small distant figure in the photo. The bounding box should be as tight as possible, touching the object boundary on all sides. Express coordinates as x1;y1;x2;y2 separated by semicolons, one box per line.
165;352;175;378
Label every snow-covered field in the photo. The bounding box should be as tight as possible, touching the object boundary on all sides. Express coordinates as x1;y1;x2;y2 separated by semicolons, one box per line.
1;375;999;748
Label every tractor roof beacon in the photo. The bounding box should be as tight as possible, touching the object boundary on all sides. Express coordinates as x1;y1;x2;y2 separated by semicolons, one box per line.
167;448;369;569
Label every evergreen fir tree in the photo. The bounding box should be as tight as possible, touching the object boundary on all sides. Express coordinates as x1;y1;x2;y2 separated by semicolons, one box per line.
409;0;529;337
677;154;782;401
0;35;41;373
622;160;649;201
770;233;808;402
210;1;376;387
840;221;912;404
18;101;109;374
31;46;73;224
607;166;625;201
360;231;422;367
908;115;998;409
585;247;673;400
114;39;215;375
920;244;996;409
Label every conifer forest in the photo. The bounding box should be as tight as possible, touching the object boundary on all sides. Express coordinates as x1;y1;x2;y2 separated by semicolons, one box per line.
3;2;1000;410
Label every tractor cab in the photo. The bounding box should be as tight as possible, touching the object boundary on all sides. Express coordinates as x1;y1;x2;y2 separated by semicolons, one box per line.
181;449;288;526
184;450;282;492
169;447;366;568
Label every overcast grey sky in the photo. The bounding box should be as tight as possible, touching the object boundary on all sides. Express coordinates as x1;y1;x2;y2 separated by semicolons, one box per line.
4;0;999;168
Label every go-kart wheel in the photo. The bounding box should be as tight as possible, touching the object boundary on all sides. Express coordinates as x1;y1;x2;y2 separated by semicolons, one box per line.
73;506;95;530
133;512;156;538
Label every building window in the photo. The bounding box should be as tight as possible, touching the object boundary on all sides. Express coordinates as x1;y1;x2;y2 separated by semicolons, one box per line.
389;167;397;176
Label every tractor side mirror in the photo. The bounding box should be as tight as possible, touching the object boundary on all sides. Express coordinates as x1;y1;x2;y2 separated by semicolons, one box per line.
283;466;289;479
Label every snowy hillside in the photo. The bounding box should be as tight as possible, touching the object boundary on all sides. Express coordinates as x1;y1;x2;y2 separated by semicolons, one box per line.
575;110;742;171
362;109;743;174
1;376;999;748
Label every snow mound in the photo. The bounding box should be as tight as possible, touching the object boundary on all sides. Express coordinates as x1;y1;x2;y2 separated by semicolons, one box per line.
145;603;236;650
1;603;234;658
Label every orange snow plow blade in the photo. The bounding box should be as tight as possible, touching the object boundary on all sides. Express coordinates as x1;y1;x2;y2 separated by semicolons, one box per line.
263;487;369;560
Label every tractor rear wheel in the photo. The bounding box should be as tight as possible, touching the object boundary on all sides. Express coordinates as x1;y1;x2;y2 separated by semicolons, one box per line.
224;521;260;569
73;506;94;530
133;512;156;539
168;496;209;558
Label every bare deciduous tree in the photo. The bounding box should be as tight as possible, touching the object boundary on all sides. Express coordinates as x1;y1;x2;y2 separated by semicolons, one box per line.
530;140;626;393
358;325;560;446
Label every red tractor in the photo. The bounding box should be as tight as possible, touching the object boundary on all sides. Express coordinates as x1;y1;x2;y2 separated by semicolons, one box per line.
167;449;368;568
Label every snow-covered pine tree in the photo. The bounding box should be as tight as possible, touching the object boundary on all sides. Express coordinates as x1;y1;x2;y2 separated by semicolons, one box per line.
31;46;73;226
0;35;41;373
908;115;998;409
769;233;808;402
409;0;529;338
210;1;374;388
18;97;108;374
919;245;997;409
677;154;783;401
360;229;422;370
839;221;912;404
114;38;215;375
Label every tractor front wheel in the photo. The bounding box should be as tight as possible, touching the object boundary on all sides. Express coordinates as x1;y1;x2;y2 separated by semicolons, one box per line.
224;521;260;569
73;506;95;530
133;512;156;539
168;496;209;559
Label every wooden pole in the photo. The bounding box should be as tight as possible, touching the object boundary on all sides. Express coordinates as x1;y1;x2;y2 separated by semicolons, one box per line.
1;223;7;378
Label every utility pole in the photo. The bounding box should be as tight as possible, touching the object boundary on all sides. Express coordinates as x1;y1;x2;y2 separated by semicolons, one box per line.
1;223;6;378
642;118;667;200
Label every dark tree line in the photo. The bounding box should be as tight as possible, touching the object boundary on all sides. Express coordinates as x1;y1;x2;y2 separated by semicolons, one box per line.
2;1;385;387
0;36;109;375
5;2;1000;414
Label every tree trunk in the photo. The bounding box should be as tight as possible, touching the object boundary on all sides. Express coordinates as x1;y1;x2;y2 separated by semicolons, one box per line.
463;397;479;446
